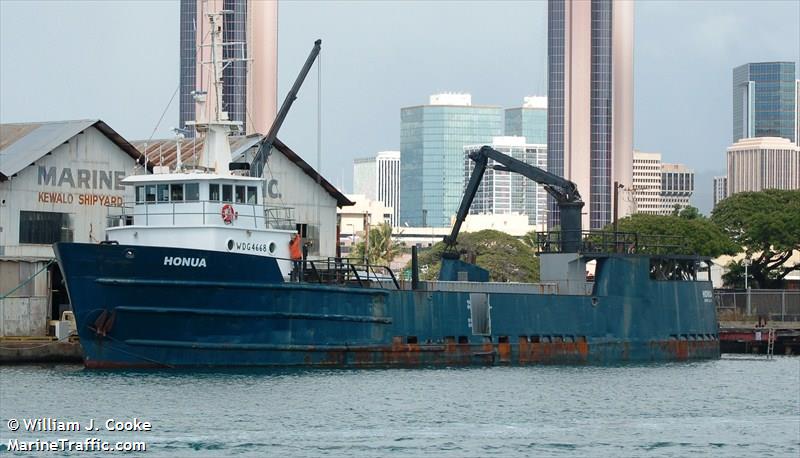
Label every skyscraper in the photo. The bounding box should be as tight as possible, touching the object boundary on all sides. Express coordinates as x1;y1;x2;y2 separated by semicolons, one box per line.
632;151;662;214
732;62;797;144
505;96;548;144
727;137;800;195
400;94;502;227
352;158;376;201
352;151;401;226
547;0;634;230
179;0;278;137
659;163;694;215
713;176;728;209
464;137;548;227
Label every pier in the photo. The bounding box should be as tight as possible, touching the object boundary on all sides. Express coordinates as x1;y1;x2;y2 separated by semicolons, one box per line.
0;337;82;364
718;322;800;356
716;289;800;355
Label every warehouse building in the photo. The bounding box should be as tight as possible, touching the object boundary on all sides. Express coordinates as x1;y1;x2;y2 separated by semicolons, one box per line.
0;120;143;336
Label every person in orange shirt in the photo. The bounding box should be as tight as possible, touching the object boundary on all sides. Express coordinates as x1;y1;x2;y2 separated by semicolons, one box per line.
289;232;302;281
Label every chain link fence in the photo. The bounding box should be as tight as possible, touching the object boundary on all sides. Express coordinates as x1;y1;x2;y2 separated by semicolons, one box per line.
715;289;800;321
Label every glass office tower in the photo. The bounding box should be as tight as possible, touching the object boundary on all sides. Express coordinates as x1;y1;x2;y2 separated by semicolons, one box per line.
464;138;548;227
399;94;502;228
546;0;633;230
179;0;197;137
733;62;797;144
179;0;277;138
505;97;548;144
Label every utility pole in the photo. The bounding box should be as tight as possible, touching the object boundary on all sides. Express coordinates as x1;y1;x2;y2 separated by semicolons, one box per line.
362;212;370;265
613;181;624;233
743;257;752;316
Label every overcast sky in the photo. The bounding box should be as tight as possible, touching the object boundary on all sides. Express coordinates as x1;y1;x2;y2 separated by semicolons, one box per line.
1;0;798;213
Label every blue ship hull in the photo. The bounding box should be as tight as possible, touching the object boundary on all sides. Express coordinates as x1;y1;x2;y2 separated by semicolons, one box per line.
54;243;720;368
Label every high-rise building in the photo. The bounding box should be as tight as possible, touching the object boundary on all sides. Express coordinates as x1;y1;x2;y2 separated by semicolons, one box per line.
400;94;502;227
179;0;278;137
352;151;401;226
632;151;662;214
352;158;376;201
713;176;728;208
547;0;634;230
659;163;694;215
732;62;797;144
727;137;800;195
505;96;548;144
796;79;800;146
464;137;548;227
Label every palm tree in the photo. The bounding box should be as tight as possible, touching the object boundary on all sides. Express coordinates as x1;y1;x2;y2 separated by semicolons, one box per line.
352;222;403;266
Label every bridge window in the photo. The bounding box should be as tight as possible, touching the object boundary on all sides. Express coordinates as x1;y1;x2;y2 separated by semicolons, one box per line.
222;184;233;202
135;186;144;203
170;183;184;201
247;186;257;204
157;184;169;202
185;183;199;201
235;185;246;203
209;184;220;202
145;185;156;202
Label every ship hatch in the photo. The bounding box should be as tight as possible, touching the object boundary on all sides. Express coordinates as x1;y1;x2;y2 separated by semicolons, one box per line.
468;293;491;336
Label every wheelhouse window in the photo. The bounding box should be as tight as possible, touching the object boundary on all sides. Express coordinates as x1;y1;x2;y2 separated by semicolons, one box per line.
209;184;220;202
19;211;73;244
135;186;144;203
157;184;169;202
145;185;156;202
222;184;233;202
170;183;184;202
185;183;199;201
247;186;257;204
235;186;246;204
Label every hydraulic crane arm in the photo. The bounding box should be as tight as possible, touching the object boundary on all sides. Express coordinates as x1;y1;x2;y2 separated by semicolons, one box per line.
444;145;584;252
249;39;322;177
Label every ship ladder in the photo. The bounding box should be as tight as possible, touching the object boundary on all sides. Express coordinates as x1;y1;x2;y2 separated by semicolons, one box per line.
766;327;776;359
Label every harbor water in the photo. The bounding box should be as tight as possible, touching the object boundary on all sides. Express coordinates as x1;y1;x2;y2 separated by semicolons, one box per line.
1;357;798;457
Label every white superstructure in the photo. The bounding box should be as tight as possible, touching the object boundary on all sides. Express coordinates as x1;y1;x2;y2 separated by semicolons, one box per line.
106;7;296;276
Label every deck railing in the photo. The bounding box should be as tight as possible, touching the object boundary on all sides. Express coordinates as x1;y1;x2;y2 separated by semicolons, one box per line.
300;257;401;290
106;201;294;230
536;230;684;255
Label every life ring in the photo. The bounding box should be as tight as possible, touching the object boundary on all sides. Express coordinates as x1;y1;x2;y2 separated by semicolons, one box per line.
221;204;237;224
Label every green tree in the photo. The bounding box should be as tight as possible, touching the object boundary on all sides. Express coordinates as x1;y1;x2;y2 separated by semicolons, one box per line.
672;205;701;220
351;222;403;266
711;189;800;288
414;230;540;282
608;213;737;257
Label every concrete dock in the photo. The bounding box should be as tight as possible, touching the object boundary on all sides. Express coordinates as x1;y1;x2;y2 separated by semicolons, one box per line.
719;321;800;355
0;337;83;364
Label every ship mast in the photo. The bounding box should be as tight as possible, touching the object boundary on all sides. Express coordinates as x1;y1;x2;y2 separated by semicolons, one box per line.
186;5;247;176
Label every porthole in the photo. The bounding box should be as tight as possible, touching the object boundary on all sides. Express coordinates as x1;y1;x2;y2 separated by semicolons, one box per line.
226;239;234;251
124;249;135;259
268;242;276;254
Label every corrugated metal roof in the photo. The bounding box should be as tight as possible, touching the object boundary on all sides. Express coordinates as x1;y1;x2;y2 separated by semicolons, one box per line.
0;119;144;181
129;135;262;169
131;135;353;207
